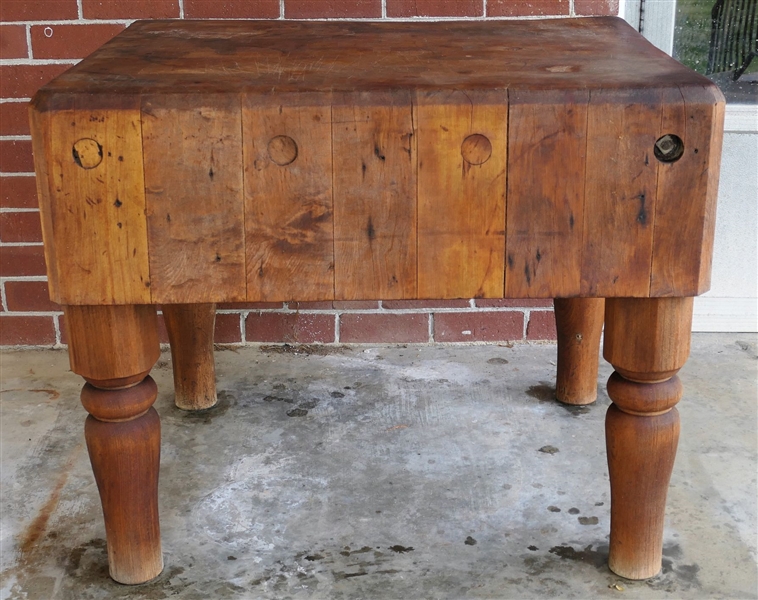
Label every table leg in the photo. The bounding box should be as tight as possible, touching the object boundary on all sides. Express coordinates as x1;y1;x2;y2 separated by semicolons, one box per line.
65;305;163;585
554;298;604;405
163;303;218;410
603;297;693;580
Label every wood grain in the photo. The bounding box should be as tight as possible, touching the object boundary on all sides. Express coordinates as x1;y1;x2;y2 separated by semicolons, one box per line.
85;402;163;584
65;304;160;386
33;19;718;98
38;98;151;304
417;90;507;299
506;90;588;297
603;295;691;579
604;297;693;383
333;93;417;300
68;304;163;584
650;84;725;296
142;94;246;303
243;96;334;302
28;107;61;301
163;304;218;410
605;404;680;579
581;90;661;297
554;298;604;405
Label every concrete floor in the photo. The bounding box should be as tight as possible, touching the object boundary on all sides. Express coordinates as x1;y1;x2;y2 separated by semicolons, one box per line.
1;334;756;600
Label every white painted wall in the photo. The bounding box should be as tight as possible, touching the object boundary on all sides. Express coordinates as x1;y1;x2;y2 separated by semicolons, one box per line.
624;2;758;332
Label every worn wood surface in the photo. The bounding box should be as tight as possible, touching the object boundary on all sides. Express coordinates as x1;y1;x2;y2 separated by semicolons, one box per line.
65;305;160;386
416;90;507;299
244;96;334;302
142;95;246;303
603;296;692;579
605;404;680;579
30;18;724;305
163;304;218;410
651;86;725;296
32;98;151;305
604;297;693;382
31;19;721;97
506;90;588;297
554;298;604;405
333;93;417;300
68;305;163;584
581;90;661;297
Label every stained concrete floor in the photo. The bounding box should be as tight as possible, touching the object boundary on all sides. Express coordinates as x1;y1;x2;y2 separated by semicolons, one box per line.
1;334;756;600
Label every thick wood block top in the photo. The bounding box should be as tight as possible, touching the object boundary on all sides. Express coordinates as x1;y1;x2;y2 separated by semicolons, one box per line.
34;18;714;101
30;18;725;306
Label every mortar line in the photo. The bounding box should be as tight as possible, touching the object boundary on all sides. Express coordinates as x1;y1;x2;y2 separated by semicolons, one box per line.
0;281;8;312
25;25;33;60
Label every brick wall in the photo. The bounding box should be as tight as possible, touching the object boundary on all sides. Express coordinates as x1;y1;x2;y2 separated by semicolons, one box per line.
0;0;619;347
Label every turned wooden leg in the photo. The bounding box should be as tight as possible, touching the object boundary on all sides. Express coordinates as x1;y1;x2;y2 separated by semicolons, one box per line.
554;298;604;405
603;297;693;580
163;303;218;410
66;305;163;585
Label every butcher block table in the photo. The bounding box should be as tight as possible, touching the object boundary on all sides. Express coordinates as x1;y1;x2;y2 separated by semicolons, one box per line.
29;17;724;585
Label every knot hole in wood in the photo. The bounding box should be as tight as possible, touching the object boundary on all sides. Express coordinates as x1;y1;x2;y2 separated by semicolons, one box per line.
461;134;492;166
268;135;298;166
72;138;103;169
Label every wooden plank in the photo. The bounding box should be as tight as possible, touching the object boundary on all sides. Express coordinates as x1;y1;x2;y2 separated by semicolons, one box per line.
332;93;416;300
41;98;151;304
142;94;245;303
505;89;588;298
416;90;507;299
650;84;725;296
581;89;661;297
243;96;334;302
28;105;61;303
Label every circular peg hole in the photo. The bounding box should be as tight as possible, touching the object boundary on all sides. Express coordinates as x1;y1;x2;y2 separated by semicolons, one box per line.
461;134;492;166
653;134;684;163
268;135;298;166
72;138;103;169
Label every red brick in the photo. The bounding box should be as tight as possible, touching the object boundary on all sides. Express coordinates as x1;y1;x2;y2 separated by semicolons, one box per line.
1;1;78;21
217;301;284;310
526;310;557;340
30;24;125;60
82;0;179;19
434;311;523;342
574;0;618;15
488;0;568;16
285;0;381;18
382;299;470;309
0;315;55;346
475;298;553;308
4;279;59;311
0;245;47;276
1;176;38;209
0;25;27;59
339;313;427;343
333;300;379;310
214;313;241;343
246;312;335;343
387;0;482;17
1;64;70;99
0;212;43;242
184;0;280;18
0;102;31;136
0;140;34;173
